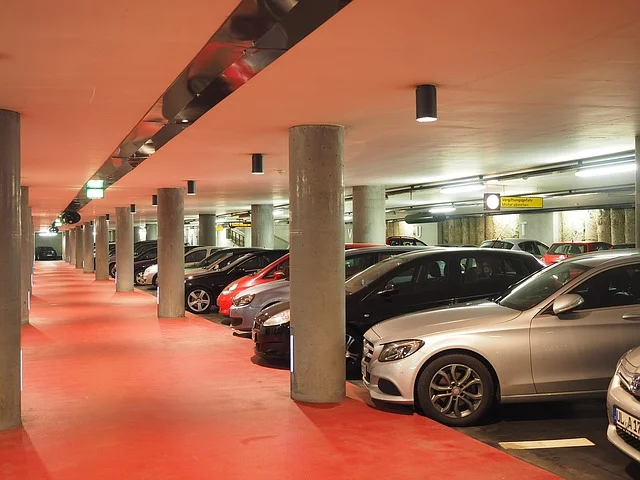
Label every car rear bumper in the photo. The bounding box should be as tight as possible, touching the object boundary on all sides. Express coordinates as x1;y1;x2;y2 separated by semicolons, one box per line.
253;323;290;359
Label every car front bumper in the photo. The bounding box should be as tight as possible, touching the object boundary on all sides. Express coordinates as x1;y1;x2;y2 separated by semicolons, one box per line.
217;294;233;316
141;268;156;285
253;322;290;359
361;333;417;405
607;373;640;463
229;304;261;331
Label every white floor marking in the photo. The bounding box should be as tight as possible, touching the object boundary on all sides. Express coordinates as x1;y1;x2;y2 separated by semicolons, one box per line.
499;438;595;450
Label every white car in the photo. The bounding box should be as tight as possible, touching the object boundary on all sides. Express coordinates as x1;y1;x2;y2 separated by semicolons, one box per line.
480;238;549;258
607;346;640;463
141;246;219;286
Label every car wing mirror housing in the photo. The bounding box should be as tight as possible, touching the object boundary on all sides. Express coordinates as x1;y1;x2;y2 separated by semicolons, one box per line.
377;283;400;296
273;270;286;280
552;293;584;315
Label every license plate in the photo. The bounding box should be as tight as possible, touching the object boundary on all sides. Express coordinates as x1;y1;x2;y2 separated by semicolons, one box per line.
251;330;257;342
615;407;640;439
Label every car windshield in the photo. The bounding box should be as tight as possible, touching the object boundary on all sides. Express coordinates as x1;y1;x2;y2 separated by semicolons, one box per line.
548;243;585;255
497;260;594;311
197;251;232;268
345;255;411;294
206;253;251;272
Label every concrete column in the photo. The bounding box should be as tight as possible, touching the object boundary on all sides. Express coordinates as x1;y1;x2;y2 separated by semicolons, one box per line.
74;225;83;269
115;207;134;292
0;109;22;429
289;124;345;403
625;209;636;244
20;187;30;325
62;230;67;261
145;223;158;241
158;188;185;318
636;136;640;247
198;214;216;246
82;222;94;273
251;204;274;248
69;229;76;264
352;185;386;243
95;216;109;280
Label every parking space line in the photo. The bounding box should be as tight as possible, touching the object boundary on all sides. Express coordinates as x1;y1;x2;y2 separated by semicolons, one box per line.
499;438;595;450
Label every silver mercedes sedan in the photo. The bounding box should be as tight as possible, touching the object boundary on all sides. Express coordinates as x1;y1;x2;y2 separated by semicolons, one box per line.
363;250;640;427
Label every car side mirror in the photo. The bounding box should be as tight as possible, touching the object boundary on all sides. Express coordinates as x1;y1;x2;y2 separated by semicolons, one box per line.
273;270;286;280
377;282;400;296
552;294;584;315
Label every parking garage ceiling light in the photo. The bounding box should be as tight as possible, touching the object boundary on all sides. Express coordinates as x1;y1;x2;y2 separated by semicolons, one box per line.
252;153;264;175
429;205;456;213
575;162;636;177
130;204;136;214
416;85;437;122
152;195;158;206
187;180;196;196
440;183;486;194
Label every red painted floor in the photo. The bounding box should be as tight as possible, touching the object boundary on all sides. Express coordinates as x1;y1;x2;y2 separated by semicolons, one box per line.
0;261;560;479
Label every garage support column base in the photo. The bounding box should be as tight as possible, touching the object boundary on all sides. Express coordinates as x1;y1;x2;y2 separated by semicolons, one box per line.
157;188;185;318
352;185;386;244
289;124;346;404
115;207;134;292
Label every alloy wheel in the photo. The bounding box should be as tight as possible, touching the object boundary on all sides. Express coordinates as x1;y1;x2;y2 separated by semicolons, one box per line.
187;289;211;313
428;363;483;419
135;271;145;285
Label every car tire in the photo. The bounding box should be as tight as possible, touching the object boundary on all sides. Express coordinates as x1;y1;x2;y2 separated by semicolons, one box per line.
416;354;495;427
134;270;145;286
152;274;158;287
185;287;213;314
345;328;363;380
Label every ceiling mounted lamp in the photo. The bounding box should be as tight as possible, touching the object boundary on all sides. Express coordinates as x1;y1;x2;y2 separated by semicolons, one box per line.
130;204;136;214
187;180;196;196
440;183;486;194
106;214;110;221
252;153;264;175
416;84;437;122
428;205;456;213
575;162;636;177
152;195;158;206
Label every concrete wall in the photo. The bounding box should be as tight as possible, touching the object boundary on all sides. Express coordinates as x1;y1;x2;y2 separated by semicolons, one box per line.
519;212;554;246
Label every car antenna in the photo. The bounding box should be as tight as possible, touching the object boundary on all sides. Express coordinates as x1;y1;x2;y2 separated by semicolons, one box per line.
490;221;509;248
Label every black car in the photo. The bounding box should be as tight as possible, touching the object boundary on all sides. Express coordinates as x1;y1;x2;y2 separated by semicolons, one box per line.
35;246;57;260
185;249;289;314
252;247;545;377
190;247;263;272
131;245;197;285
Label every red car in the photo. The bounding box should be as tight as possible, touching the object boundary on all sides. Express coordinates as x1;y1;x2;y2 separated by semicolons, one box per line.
540;241;612;265
216;243;384;315
386;236;427;246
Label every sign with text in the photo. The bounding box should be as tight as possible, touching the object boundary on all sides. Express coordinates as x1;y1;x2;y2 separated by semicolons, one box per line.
501;196;543;209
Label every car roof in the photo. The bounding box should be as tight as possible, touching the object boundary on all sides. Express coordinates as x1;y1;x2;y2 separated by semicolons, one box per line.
549;241;607;245
345;245;430;256
559;250;640;267
482;238;542;243
389;246;539;261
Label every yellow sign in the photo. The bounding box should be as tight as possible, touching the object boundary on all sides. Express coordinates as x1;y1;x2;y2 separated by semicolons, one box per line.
500;196;543;209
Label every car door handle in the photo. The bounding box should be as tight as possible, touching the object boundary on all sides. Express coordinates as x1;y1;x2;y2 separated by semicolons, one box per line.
622;313;640;320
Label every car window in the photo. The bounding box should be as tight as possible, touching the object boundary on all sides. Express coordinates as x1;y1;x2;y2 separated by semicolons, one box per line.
139;248;157;260
384;265;419;294
345;255;411;294
415;258;448;292
535;242;549;256
237;255;264;271
569;264;640;310
345;253;378;279
185;249;207;263
498;261;593;311
263;252;288;265
594;243;612;251
460;254;503;286
519;241;536;255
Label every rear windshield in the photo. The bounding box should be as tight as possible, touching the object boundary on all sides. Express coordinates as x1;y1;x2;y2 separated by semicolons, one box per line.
480;240;513;250
548;244;585;255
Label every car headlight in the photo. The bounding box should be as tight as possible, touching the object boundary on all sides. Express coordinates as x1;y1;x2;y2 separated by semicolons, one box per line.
378;340;424;362
222;282;238;295
263;309;290;327
187;275;193;280
233;294;255;307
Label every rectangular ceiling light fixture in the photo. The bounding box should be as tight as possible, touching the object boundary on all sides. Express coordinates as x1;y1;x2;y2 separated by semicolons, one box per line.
440;183;486;194
86;188;104;199
575;162;636;177
87;179;105;188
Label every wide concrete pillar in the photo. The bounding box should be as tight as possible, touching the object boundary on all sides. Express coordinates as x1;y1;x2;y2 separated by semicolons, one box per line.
158;188;185;318
145;223;158;241
74;225;83;269
95;216;109;280
82;222;94;273
20;187;30;325
636;136;640;247
289;124;345;403
251;204;274;248
115;207;134;292
198;214;216;246
352;185;386;243
0;109;22;429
